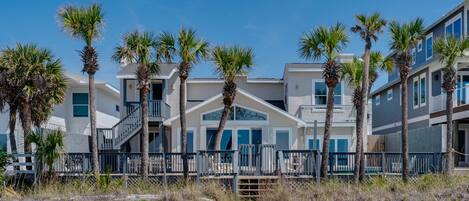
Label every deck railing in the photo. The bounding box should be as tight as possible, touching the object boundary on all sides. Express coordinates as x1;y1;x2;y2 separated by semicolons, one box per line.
126;100;170;118
13;150;446;179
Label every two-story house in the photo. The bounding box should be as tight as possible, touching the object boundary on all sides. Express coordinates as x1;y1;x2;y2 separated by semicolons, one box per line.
371;0;469;166
105;54;362;155
1;73;121;153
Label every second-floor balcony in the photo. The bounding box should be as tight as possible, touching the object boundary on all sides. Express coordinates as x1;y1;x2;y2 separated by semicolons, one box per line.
126;100;170;120
297;104;356;124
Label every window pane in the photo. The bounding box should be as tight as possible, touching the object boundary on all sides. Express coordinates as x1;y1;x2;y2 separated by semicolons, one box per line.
221;130;232;150
420;78;426;104
202;107;234;121
206;129;232;150
206;129;217;150
180;131;193;153
0;134;6;152
235;106;267;120
454;19;461;39
334;84;341;95
426;37;433;58
329;139;336;153
275;130;289;150
413;80;419;106
73;93;88;104
315;96;327;105
308;139;320;150
315;82;327;95
237;129;250;145
73;105;88;117
334;96;342;105
337;139;348;152
446;24;453;38
251;129;262;145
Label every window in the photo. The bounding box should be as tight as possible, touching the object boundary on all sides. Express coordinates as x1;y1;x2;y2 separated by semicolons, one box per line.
426;34;433;60
73;93;88;117
445;15;462;39
202;105;267;121
420;75;426;106
399;84;402;106
206;128;232;151
413;77;419;107
328;138;349;166
308;139;320;150
417;40;423;52
0;134;6;152
411;48;416;65
275;129;290;150
375;95;380;106
115;105;120;112
413;74;426;108
180;130;194;153
314;81;341;105
237;129;262;146
387;89;393;101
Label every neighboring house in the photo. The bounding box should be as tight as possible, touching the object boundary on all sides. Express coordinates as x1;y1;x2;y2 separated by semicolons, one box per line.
105;54;364;154
0;73;120;153
371;0;469;166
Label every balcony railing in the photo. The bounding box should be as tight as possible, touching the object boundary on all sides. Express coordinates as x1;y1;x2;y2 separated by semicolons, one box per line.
126;100;170;118
297;104;355;123
430;84;469;113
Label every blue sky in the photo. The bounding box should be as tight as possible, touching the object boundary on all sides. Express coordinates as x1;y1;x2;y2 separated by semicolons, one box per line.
0;0;462;90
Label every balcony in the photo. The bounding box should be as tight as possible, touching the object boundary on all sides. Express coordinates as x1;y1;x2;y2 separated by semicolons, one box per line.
297;105;355;123
126;100;170;120
430;84;469;114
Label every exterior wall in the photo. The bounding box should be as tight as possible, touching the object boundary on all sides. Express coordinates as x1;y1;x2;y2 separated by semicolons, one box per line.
382;124;443;152
1;80;120;153
168;91;303;152
284;65;354;123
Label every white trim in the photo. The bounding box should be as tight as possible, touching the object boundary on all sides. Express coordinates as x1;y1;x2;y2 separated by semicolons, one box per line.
426;33;433;61
246;79;283;83
200;104;269;125
372;114;429;133
444;12;462;39
420;73;427;107
417;40;423;52
116;68;177;80
163;88;306;127
273;127;293;149
177;128;197;152
311;79;344;106
387;89;393;101
187;79;224;84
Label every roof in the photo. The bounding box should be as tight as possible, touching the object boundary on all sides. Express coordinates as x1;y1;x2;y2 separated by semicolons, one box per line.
116;63;178;79
163;88;306;127
65;72;120;97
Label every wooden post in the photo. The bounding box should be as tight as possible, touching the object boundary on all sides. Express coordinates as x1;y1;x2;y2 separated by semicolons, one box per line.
123;155;128;189
196;151;200;185
381;152;386;175
315;150;320;184
233;150;239;195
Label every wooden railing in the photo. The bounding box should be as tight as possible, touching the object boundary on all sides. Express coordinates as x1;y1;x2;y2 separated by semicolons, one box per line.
126;100;170;118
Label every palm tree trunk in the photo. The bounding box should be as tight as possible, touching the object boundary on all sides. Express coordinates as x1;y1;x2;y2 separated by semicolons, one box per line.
179;76;189;181
89;73;99;177
320;86;336;180
20;100;33;170
357;40;371;182
214;104;231;150
446;90;454;175
141;86;150;178
9;104;18;153
401;76;409;182
353;100;363;183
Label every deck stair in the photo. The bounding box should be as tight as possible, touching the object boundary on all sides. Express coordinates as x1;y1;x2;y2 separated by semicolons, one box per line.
237;177;279;199
112;105;143;149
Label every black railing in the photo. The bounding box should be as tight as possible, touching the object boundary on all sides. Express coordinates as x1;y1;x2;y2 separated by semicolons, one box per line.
15;150;446;178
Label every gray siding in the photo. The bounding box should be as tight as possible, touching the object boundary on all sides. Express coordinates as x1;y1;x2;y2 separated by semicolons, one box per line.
383;124;443;152
374;119;429;135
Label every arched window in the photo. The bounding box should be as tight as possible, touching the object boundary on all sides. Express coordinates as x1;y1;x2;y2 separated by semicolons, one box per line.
202;105;267;121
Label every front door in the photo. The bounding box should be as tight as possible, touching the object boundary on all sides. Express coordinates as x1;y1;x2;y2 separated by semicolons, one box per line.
151;83;163;101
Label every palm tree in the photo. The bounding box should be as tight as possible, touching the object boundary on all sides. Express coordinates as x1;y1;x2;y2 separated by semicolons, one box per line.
0;44;67;169
0;68;19;154
212;46;254;150
434;36;469;175
156;28;209;180
299;23;349;179
113;31;160;178
26;129;64;180
342;53;392;181
350;12;386;183
389;18;424;182
58;3;104;177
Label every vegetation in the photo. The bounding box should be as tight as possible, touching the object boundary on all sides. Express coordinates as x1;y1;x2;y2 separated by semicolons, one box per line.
58;3;104;178
0;44;67;156
350;12;387;183
212;46;254;150
113;31;160;178
299;23;349;180
26;129;64;179
0;151;9;186
388;18;425;182
434;36;469;174
155;28;209;180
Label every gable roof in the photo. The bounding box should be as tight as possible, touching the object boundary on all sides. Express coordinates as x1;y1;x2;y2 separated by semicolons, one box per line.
163;88;306;127
116;63;178;79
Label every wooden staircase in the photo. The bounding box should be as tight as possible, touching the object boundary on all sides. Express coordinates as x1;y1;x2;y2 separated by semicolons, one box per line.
237;177;279;199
